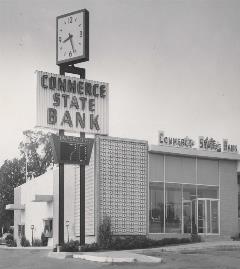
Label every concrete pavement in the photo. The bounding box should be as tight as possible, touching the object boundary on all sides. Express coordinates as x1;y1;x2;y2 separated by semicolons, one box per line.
49;240;240;263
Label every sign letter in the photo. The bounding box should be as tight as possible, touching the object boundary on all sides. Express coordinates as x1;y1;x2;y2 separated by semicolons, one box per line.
47;108;57;124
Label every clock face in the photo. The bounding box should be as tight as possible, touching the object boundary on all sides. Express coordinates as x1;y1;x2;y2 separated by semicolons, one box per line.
56;9;89;65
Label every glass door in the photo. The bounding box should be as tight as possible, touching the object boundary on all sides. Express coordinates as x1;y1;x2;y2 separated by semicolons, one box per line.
198;200;206;233
197;199;219;234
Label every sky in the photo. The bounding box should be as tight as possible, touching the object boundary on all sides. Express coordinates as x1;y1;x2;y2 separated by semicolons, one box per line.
0;0;240;164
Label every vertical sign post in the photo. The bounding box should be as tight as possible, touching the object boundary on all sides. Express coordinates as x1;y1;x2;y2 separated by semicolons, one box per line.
59;66;86;246
58;128;64;246
80;132;85;245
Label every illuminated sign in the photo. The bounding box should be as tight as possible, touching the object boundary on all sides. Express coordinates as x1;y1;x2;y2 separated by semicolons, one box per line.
199;136;221;152
50;134;94;165
36;71;109;135
223;139;238;153
159;131;194;148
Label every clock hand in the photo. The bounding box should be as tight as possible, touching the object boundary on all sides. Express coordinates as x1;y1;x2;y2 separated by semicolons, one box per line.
69;36;76;53
62;33;73;43
62;35;71;43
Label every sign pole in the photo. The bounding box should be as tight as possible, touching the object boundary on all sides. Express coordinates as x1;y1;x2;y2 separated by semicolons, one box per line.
80;132;85;246
58;128;64;246
58;65;86;246
58;66;65;247
79;69;86;246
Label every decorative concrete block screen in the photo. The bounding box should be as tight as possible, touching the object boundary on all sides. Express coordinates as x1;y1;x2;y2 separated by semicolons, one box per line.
96;136;148;235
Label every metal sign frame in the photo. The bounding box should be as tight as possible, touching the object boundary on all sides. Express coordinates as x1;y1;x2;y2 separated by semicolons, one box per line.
50;134;94;165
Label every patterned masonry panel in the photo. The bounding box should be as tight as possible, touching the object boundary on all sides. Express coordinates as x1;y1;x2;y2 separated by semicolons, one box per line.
97;136;148;235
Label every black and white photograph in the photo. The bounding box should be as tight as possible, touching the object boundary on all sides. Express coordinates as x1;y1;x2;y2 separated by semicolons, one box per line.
1;1;240;268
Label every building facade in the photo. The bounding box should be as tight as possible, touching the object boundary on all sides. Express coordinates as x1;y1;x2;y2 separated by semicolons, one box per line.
7;136;240;246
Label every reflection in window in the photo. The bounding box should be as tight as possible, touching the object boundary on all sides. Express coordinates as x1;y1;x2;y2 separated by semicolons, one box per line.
165;183;182;233
149;182;164;233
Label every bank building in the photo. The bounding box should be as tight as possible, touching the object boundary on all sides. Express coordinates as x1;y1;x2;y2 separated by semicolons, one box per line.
5;9;240;246
6;132;240;247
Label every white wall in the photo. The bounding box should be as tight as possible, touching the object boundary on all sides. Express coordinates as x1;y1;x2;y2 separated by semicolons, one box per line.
19;170;54;243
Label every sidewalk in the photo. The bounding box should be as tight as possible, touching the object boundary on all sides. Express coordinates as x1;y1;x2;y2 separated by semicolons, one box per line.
132;240;240;254
0;245;52;250
48;240;240;263
49;250;162;263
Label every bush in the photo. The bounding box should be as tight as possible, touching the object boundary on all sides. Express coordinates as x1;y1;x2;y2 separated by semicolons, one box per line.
80;243;100;252
5;234;14;244
32;239;42;246
61;240;80;252
20;236;30;247
6;234;17;247
98;217;112;249
7;239;17;247
231;233;240;241
95;217;192;251
109;236;191;250
41;233;48;246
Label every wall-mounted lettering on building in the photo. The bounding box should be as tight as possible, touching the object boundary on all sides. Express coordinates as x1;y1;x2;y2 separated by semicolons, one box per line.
199;136;221;152
223;139;238;153
159;131;194;148
36;71;109;135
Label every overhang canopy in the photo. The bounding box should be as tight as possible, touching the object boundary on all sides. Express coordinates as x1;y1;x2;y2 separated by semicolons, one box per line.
6;204;25;210
31;195;53;202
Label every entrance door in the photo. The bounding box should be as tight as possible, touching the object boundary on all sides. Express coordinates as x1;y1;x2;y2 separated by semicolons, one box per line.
197;199;219;234
198;200;206;233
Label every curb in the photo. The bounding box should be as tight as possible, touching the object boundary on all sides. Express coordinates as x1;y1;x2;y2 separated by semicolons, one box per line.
73;254;136;263
48;252;73;259
73;253;162;263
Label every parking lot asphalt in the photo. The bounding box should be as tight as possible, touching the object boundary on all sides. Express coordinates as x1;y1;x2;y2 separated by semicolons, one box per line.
1;244;240;269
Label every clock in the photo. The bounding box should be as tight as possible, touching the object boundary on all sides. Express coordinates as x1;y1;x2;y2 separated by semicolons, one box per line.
56;9;89;65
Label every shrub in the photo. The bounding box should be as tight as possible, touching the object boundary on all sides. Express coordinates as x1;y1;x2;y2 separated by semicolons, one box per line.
109;236;191;250
41;233;48;246
98;217;112;249
5;234;14;244
7;239;17;247
6;234;17;247
20;236;30;247
80;243;100;252
32;239;42;246
61;240;80;252
231;233;240;241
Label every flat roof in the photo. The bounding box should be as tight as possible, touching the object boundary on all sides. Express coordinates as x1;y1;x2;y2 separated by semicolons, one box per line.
149;145;240;161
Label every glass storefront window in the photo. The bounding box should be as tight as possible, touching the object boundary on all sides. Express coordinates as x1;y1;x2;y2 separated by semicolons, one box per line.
197;185;218;199
149;182;164;233
183;184;197;201
165;183;182;233
149;181;219;234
